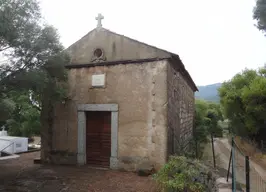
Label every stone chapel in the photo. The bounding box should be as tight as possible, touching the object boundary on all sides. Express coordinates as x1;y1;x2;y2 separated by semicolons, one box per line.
44;14;198;171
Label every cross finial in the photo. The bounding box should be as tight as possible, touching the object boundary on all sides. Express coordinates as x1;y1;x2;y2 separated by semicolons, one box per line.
95;13;104;28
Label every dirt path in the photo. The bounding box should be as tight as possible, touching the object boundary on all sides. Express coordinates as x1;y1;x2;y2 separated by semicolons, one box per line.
214;138;266;192
0;152;157;192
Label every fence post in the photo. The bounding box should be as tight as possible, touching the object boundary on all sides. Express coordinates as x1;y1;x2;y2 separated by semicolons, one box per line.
195;140;198;159
211;134;216;168
232;136;236;192
227;149;232;182
245;156;250;192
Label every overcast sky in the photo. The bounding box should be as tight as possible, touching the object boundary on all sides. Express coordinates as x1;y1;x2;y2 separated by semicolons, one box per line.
40;0;266;86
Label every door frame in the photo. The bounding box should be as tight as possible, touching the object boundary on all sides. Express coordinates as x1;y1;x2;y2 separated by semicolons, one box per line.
77;104;118;169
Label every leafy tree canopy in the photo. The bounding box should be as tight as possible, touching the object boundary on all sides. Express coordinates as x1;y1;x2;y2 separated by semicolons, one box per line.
192;99;223;158
219;68;266;138
5;90;41;137
0;0;70;137
254;0;266;33
194;100;223;139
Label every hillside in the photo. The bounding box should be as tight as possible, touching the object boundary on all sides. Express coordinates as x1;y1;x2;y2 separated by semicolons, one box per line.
195;83;222;102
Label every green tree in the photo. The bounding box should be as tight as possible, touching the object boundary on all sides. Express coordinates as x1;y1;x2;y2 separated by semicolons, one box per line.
219;68;266;138
5;90;41;137
253;0;266;33
193;99;223;158
194;100;209;143
0;0;68;96
0;97;15;122
0;0;70;161
194;100;223;139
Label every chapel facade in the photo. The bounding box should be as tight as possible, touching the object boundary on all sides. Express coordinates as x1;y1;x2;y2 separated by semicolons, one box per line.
42;14;198;171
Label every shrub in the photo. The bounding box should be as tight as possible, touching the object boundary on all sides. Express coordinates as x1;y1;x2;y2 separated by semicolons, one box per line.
153;156;212;192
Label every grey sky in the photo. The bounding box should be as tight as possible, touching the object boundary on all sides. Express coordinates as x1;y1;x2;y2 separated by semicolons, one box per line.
40;0;266;86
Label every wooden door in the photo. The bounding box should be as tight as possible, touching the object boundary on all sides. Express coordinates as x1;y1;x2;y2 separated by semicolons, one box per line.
86;111;111;167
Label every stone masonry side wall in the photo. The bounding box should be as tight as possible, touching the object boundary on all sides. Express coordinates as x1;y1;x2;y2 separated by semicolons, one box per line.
47;60;168;170
167;61;195;156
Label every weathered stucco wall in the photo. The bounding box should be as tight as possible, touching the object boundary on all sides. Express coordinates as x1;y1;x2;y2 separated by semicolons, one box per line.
51;60;168;170
66;28;170;64
167;61;195;156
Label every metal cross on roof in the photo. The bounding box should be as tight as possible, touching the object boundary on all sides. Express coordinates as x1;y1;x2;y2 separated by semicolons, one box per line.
95;13;104;28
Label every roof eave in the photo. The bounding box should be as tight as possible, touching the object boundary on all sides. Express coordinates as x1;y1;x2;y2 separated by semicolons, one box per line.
65;57;170;69
171;54;198;92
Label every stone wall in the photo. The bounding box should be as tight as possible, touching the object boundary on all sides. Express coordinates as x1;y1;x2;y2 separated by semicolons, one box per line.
167;61;195;156
48;60;168;170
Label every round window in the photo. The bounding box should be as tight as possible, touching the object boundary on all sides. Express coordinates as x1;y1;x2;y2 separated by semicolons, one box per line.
93;48;103;58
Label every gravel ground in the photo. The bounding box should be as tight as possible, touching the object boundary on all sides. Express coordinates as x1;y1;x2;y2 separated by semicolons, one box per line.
0;152;157;192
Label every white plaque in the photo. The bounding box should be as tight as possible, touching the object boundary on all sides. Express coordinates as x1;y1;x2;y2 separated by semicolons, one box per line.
92;74;105;87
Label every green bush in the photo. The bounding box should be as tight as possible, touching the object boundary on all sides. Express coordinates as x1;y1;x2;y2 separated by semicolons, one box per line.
153;156;210;192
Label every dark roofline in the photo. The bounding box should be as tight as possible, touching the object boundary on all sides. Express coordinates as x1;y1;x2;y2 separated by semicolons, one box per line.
65;57;169;68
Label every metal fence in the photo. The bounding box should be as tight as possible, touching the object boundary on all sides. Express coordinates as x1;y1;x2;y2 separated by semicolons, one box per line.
227;136;266;192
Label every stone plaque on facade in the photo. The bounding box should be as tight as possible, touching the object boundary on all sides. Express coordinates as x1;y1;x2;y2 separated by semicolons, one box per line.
92;74;105;87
